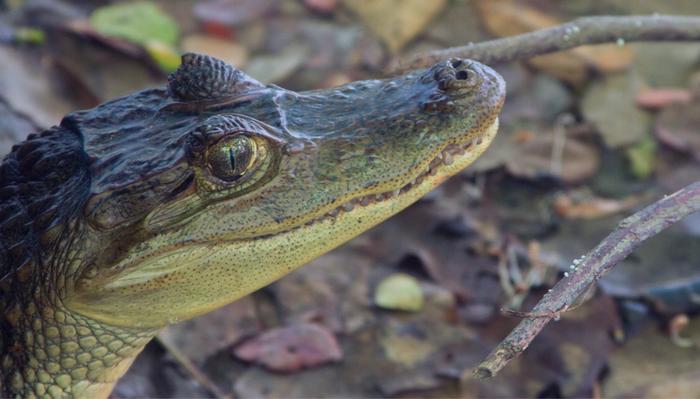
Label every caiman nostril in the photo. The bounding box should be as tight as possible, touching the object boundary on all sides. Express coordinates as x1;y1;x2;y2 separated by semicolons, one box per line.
450;59;463;68
455;70;470;80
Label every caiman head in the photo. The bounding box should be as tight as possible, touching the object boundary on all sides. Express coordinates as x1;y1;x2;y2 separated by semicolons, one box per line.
61;54;505;328
0;54;504;397
3;54;504;334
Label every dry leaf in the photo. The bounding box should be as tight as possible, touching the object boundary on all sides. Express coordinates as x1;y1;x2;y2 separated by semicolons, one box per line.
504;129;601;184
553;194;639;219
158;297;260;364
343;0;447;53
475;0;634;85
655;101;700;161
582;70;652;148
636;88;692;110
234;323;343;372
181;34;249;68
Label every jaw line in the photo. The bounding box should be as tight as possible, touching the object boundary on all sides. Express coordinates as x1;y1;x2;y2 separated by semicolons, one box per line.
288;117;500;232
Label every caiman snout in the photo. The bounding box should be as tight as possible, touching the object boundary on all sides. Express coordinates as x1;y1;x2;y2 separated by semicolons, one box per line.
421;58;505;120
434;58;504;97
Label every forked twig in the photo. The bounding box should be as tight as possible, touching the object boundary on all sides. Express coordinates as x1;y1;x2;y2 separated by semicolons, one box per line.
475;181;700;378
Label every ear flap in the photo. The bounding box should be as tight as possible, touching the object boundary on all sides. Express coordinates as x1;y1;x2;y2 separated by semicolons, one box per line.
168;53;264;101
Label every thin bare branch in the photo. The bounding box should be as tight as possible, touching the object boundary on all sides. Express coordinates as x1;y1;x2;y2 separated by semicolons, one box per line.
474;180;700;379
400;15;700;71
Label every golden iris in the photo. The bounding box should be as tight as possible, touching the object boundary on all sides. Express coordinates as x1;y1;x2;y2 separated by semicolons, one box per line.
207;136;257;181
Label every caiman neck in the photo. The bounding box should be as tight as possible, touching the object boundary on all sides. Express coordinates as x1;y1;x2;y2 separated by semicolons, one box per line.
1;297;154;398
0;124;155;398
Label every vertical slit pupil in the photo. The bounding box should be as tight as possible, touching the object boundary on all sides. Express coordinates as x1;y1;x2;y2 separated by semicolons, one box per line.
228;147;236;171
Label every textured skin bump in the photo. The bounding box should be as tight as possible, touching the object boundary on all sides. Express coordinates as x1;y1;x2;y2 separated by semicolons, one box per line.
167;53;264;101
1;54;505;398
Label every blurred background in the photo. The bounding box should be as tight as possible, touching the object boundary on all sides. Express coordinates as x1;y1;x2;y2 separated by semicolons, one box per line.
2;0;700;397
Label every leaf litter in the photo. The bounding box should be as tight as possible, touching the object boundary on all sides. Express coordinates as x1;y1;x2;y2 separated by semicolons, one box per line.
2;0;700;397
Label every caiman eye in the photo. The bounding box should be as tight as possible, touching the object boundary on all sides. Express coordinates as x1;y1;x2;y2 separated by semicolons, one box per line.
207;136;257;181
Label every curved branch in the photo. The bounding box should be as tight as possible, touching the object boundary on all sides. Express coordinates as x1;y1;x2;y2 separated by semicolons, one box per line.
474;180;700;378
400;15;700;71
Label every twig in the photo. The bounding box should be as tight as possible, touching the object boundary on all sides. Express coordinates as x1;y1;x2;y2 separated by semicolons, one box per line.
400;15;700;71
474;181;700;378
155;336;234;399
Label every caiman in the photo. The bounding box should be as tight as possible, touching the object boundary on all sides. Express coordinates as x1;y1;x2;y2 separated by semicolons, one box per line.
0;53;505;398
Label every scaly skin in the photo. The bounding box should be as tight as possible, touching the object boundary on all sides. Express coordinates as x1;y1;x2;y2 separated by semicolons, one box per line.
0;54;505;398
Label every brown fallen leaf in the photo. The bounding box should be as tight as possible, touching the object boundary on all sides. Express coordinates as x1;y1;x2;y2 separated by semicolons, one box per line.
604;316;700;398
273;248;373;334
553;194;640;219
475;0;634;85
668;314;695;348
0;101;39;157
193;0;277;26
504;128;601;184
0;47;77;129
63;20;144;58
636;88;692;110
655;101;700;162
343;0;447;53
48;23;166;102
158;297;260;365
234;323;343;372
582;70;652;148
181;34;249;68
304;0;338;14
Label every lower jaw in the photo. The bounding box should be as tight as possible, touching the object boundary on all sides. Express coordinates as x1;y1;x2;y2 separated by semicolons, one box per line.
304;117;500;227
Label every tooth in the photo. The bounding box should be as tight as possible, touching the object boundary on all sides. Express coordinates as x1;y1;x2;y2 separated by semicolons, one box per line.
415;175;425;185
443;153;454;165
476;138;483;145
456;147;465;155
393;189;401;197
429;168;438;176
328;209;339;217
360;197;371;206
343;202;355;211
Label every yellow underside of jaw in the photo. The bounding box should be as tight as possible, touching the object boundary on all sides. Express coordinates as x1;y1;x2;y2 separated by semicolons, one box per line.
71;119;499;329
